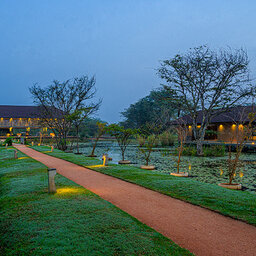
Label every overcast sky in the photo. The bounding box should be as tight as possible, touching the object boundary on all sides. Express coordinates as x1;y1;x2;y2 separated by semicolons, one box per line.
1;0;256;123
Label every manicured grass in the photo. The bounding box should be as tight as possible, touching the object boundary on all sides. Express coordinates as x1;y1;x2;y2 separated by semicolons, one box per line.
32;145;256;226
0;147;192;256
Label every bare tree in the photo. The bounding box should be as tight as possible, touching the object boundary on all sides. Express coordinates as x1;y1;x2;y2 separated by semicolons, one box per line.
67;106;100;154
30;76;101;151
175;120;188;174
106;124;137;162
158;46;254;155
89;122;107;157
224;110;256;185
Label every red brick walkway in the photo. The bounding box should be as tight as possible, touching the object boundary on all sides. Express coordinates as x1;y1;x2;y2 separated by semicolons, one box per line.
14;144;256;256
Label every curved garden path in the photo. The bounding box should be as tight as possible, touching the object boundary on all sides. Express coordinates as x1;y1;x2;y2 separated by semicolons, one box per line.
14;144;256;256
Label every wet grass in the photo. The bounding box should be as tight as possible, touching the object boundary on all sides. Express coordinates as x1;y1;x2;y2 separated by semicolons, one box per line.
0;147;192;256
76;141;256;193
32;145;256;226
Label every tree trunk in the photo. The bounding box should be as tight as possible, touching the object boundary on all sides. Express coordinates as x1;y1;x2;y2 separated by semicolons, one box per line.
91;136;100;156
121;151;125;161
196;126;206;156
76;126;79;154
177;142;183;173
196;139;203;156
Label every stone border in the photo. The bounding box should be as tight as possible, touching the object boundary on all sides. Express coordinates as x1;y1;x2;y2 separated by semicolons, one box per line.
140;165;155;170
170;172;189;177
218;183;242;190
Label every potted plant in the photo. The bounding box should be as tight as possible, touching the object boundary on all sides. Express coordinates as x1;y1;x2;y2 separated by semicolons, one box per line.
170;121;189;177
219;112;256;190
106;124;137;164
138;134;159;170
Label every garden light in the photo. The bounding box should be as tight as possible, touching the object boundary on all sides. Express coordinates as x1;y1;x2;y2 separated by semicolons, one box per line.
102;154;109;166
220;169;223;175
239;172;244;178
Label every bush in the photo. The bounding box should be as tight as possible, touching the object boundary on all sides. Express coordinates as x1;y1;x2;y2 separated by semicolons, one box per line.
181;144;225;157
182;146;197;156
159;131;176;146
4;137;13;146
203;144;225;157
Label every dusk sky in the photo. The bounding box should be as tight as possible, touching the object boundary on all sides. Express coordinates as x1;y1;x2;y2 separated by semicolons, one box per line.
1;0;256;123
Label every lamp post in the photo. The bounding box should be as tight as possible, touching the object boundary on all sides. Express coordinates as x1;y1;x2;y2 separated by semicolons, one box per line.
47;168;57;193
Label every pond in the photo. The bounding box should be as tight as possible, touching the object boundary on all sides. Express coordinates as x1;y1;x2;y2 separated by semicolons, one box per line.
76;140;256;194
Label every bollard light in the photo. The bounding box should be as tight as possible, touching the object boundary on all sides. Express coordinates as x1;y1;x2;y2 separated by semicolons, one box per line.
102;154;109;166
47;168;57;193
14;150;18;159
51;146;54;152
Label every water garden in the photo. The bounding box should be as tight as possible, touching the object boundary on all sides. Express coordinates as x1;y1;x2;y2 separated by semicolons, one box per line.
68;139;256;194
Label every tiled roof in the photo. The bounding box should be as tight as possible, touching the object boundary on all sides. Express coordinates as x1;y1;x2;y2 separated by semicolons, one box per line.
173;105;256;125
0;105;62;118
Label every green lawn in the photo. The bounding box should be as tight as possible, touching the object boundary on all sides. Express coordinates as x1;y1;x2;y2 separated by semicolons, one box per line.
32;145;256;226
0;147;192;256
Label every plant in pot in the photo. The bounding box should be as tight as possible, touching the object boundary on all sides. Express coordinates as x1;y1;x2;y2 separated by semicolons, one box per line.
138;134;159;170
219;111;256;190
106;124;137;164
171;120;189;177
89;122;107;157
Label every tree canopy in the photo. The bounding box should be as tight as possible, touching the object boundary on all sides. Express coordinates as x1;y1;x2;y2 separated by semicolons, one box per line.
120;88;183;130
158;45;254;155
29;75;101;150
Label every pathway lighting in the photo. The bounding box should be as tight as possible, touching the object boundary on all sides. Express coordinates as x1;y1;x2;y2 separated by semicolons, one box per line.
102;154;109;166
48;168;57;193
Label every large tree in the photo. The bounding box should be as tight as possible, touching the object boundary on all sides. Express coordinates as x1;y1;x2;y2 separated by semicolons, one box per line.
121;88;183;130
158;46;254;155
30;75;101;151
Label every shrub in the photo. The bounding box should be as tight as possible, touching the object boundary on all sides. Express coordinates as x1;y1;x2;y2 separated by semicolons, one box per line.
203;145;225;157
4;137;13;146
182;146;197;156
159;131;176;146
181;144;225;157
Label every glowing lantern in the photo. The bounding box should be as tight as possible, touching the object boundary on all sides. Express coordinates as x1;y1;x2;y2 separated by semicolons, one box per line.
220;169;223;175
239;172;244;178
189;164;191;170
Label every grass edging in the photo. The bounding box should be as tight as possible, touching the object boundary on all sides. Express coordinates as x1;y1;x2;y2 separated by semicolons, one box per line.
30;145;256;226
